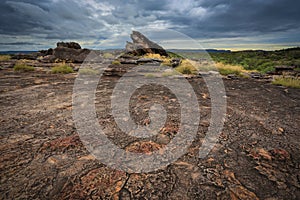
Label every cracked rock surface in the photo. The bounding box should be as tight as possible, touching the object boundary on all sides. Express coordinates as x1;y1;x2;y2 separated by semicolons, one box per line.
0;68;299;199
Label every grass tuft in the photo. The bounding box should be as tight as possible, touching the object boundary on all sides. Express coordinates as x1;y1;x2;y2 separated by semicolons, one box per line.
272;77;300;88
14;60;34;72
144;73;155;78
215;62;256;76
175;59;197;74
79;68;99;75
143;53;172;66
0;55;11;61
103;53;114;59
52;63;74;74
162;70;180;77
111;60;121;65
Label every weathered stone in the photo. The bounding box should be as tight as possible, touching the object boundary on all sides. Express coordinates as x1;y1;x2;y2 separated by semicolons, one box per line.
39;48;53;56
250;72;264;79
170;58;181;68
56;42;81;49
137;58;163;64
227;74;239;79
119;58;138;65
53;48;90;63
125;31;168;56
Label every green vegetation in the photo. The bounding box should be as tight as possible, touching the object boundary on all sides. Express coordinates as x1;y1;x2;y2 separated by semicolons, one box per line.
144;73;155;78
272;77;300;88
103;53;114;59
167;51;184;59
143;53;173;67
140;48;300;76
0;55;11;61
162;70;180;77
210;47;300;73
175;60;197;75
14;60;34;72
111;60;121;65
79;68;99;75
52;63;74;74
215;62;255;76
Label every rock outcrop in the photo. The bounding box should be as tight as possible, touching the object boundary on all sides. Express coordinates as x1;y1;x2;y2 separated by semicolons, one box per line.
125;31;168;56
57;42;81;49
40;42;90;63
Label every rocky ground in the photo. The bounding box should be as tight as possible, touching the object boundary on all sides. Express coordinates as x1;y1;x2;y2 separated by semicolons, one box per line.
0;64;299;199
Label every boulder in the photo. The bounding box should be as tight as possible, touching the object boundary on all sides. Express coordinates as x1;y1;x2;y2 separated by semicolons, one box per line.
53;48;90;63
38;42;90;63
125;31;168;56
119;58;138;65
39;48;54;56
170;58;181;68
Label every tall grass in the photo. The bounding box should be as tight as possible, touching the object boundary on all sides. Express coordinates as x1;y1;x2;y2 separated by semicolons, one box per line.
0;55;11;61
52;62;74;74
215;62;255;76
175;60;197;75
13;60;34;72
272;77;300;88
144;53;172;66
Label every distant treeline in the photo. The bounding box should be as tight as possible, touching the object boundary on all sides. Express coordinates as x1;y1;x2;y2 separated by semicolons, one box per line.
209;47;300;73
0;51;38;55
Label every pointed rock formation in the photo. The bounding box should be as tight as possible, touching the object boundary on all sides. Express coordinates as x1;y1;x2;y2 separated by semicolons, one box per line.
125;31;168;56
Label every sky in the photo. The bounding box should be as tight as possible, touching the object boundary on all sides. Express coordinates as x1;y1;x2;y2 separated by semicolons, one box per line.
0;0;300;51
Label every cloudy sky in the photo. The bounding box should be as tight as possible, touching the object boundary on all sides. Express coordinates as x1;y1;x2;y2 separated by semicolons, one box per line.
0;0;300;51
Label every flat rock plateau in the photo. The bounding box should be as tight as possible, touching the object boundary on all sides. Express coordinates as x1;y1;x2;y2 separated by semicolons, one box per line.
0;64;299;199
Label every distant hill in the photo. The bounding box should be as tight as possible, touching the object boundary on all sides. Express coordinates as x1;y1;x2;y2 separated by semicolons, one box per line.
168;49;231;53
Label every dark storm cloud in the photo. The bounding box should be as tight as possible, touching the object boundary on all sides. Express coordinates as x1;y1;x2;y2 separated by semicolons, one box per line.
0;0;299;50
157;0;300;38
0;42;40;45
0;0;103;39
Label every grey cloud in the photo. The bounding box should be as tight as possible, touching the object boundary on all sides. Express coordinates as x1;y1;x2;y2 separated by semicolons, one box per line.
0;0;299;50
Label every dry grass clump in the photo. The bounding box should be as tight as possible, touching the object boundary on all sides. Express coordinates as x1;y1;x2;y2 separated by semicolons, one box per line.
272;77;300;88
215;62;255;75
143;53;172;66
0;55;11;61
51;62;74;74
111;60;121;65
13;60;34;72
103;53;114;59
175;59;197;74
79;68;99;75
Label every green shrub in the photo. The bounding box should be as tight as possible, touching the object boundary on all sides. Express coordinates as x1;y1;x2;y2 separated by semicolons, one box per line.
14;61;34;72
260;66;275;74
52;64;74;74
272;77;300;88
